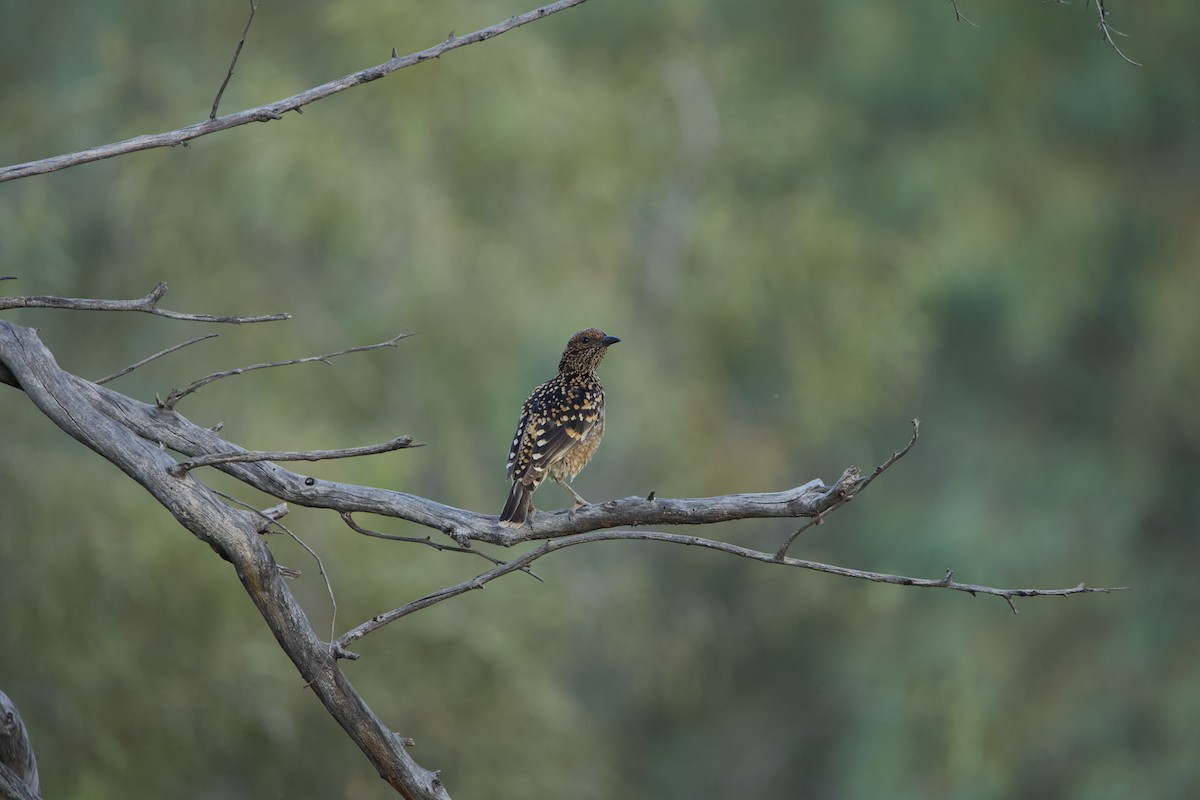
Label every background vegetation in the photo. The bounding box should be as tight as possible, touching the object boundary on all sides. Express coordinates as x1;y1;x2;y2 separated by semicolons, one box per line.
1;0;1197;797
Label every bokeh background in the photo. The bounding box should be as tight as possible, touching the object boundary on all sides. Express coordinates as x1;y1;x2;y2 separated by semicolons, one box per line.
1;1;1197;797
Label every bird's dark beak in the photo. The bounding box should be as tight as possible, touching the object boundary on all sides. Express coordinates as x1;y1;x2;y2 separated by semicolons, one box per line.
600;335;621;347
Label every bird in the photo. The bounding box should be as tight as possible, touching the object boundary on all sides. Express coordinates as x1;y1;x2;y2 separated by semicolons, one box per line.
499;328;620;527
0;690;39;797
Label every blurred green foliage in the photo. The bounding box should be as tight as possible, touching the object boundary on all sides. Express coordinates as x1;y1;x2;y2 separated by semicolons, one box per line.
2;0;1198;797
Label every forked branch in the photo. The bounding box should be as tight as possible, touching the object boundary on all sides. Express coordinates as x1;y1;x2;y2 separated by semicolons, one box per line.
0;319;447;800
170;435;420;474
0;288;1130;798
0;281;288;323
338;530;1127;651
96;333;219;385
210;2;259;119
0;0;595;183
159;332;411;408
1092;0;1141;66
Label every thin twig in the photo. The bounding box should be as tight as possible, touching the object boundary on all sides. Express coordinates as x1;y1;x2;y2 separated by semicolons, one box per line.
948;0;979;28
160;332;411;409
775;512;826;560
170;435;420;475
95;333;218;385
0;282;289;323
215;490;338;649
210;2;258;120
340;512;544;580
280;519;338;652
775;419;920;560
0;0;595;183
335;529;1129;651
0;276;17;282
858;418;921;493
1093;0;1141;66
342;512;503;564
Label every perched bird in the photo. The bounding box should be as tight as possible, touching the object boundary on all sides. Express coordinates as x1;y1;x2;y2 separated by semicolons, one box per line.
0;690;39;797
500;328;620;527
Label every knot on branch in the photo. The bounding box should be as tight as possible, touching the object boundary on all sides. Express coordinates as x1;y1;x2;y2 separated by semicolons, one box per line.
833;466;863;499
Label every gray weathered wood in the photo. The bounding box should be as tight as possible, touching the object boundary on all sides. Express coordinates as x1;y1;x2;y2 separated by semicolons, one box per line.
0;691;38;800
0;314;1127;794
0;321;448;800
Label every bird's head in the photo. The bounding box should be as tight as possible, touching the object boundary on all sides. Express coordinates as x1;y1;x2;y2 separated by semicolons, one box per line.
559;328;620;374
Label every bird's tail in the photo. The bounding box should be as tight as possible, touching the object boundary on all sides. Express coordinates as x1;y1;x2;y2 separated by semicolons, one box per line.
499;481;532;527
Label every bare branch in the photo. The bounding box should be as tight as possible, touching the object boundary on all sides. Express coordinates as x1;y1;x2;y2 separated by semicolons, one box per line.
170;435;420;475
776;419;919;559
1044;0;1141;65
337;529;1130;650
274;516;338;652
0;311;1130;795
338;544;548;649
948;0;979;28
212;492;299;577
775;511;827;559
63;383;1125;628
0;691;38;800
0;0;595;183
0;282;288;323
0;762;38;800
341;512;518;571
340;512;541;580
160;332;411;408
1093;0;1141;66
43;377;924;551
210;2;259;120
0;320;449;800
861;418;921;490
95;333;218;385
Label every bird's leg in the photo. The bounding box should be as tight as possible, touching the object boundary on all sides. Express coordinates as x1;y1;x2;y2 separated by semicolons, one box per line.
553;476;589;511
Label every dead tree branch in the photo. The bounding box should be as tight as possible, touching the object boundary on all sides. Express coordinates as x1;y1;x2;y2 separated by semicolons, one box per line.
170;435;420;475
210;2;259;120
340;512;518;571
338;530;1127;651
0;320;448;800
1092;0;1141;66
952;1;1140;65
948;0;979;28
0;0;595;183
159;332;410;409
0;763;38;800
96;333;219;385
0;691;39;800
0;288;1129;796
776;420;920;559
0;281;288;324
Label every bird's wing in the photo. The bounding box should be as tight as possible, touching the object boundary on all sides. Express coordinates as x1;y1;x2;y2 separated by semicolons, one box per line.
515;383;602;484
505;408;531;480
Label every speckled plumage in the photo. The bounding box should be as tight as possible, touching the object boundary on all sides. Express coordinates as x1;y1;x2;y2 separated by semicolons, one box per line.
499;328;620;527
